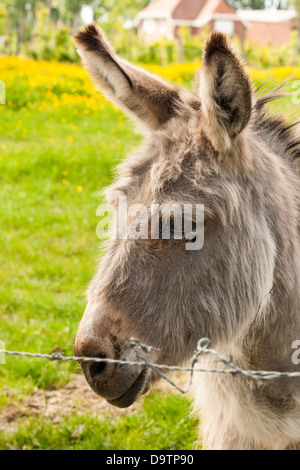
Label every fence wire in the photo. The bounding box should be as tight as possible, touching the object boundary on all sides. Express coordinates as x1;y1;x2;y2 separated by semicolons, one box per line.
1;338;300;394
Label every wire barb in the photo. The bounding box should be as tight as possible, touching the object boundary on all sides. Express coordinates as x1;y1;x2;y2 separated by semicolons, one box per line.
1;338;300;395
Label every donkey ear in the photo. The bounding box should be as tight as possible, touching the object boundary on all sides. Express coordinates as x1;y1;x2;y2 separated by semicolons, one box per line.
75;24;181;132
199;32;253;153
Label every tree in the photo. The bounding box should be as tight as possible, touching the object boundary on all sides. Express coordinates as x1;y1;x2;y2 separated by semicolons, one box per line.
93;0;149;57
0;4;7;36
52;0;95;33
3;0;47;54
95;0;149;21
227;0;265;8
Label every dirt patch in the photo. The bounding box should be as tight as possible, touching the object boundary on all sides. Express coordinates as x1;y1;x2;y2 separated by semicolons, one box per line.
0;371;189;433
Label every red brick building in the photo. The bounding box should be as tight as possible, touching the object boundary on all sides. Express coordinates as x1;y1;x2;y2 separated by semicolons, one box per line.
136;0;248;43
136;0;296;46
238;10;296;47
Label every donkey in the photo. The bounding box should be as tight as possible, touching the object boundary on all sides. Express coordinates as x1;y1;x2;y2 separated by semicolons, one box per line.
74;24;300;450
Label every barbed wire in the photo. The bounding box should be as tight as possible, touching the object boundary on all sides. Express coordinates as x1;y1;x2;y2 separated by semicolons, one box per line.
1;338;300;395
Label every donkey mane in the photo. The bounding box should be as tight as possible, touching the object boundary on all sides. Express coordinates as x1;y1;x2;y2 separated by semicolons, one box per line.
254;91;300;173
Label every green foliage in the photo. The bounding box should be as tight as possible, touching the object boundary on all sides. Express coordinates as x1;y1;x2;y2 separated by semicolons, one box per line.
0;4;7;35
179;26;209;62
21;5;78;62
95;0;148;24
227;0;289;8
9;15;300;68
290;0;300;14
0;0;150;56
244;31;300;67
227;0;267;8
103;26;206;65
120;35;179;65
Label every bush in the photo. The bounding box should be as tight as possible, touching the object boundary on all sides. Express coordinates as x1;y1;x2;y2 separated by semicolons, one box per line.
21;6;78;63
244;31;299;68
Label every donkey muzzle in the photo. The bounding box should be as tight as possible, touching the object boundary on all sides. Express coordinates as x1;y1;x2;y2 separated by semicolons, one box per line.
74;303;151;408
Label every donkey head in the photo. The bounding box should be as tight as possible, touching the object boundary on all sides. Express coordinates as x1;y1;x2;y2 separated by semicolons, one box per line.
74;25;292;408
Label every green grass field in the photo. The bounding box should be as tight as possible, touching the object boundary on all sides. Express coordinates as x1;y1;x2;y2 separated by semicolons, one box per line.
0;57;298;450
0;103;136;391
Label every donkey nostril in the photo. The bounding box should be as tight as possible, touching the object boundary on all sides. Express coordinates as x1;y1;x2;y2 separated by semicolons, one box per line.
89;355;108;380
76;337;117;385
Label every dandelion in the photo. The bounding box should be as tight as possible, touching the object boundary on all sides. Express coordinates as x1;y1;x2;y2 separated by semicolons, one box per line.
62;178;68;184
1;145;7;150
0;57;299;115
49;138;55;144
76;186;83;193
67;136;74;142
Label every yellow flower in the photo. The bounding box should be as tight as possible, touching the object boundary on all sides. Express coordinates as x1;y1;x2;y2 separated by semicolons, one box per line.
0;57;299;116
76;186;83;193
67;136;73;142
1;145;7;150
49;138;55;144
62;178;68;184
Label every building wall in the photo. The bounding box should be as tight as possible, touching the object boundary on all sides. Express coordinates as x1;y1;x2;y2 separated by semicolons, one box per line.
245;20;293;46
234;20;246;41
138;18;175;43
189;20;245;42
214;2;236;14
172;0;207;20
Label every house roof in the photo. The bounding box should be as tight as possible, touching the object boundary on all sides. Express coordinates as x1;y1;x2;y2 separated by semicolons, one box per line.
137;0;248;27
237;9;296;23
173;0;211;20
137;0;181;19
194;0;226;25
137;0;222;21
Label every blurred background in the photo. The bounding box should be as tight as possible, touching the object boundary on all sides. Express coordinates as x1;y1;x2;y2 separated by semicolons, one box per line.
0;0;299;66
0;0;299;451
